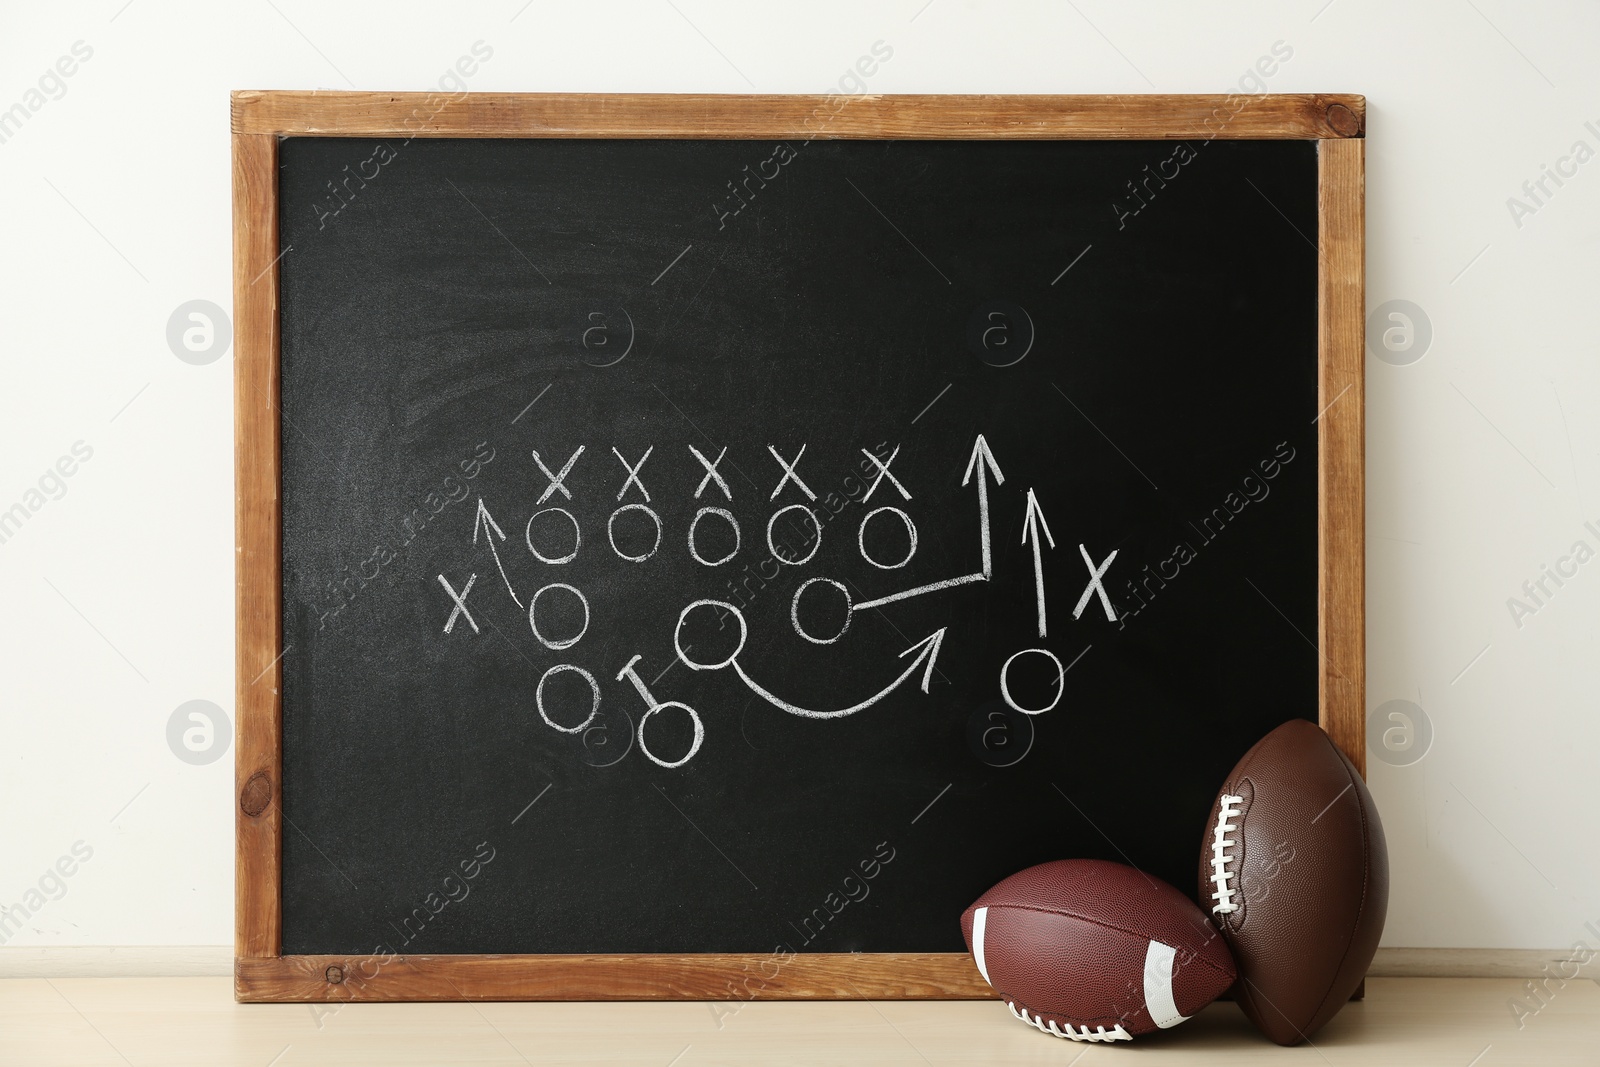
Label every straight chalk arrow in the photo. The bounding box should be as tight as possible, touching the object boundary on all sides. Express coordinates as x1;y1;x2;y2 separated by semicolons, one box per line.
962;434;1005;579
1022;487;1056;638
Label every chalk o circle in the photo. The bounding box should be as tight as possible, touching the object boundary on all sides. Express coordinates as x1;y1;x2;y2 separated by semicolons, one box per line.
858;506;918;569
637;700;705;769
688;506;740;567
528;582;589;651
608;503;662;563
675;598;746;670
999;648;1066;715
535;664;600;734
767;504;821;566
791;578;852;646
525;507;581;565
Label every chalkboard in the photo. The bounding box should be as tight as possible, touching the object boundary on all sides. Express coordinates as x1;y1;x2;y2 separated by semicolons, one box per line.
233;93;1366;1001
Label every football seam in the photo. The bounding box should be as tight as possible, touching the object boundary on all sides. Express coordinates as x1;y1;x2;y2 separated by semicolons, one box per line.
1301;739;1376;1028
1208;780;1249;925
976;903;1236;983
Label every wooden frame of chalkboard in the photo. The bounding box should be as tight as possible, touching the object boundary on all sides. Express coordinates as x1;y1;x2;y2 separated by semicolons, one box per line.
231;92;1365;1002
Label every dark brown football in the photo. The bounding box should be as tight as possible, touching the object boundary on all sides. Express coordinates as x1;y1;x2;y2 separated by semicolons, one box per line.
1199;719;1389;1045
961;859;1236;1043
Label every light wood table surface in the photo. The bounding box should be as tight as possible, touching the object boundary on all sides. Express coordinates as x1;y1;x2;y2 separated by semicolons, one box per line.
2;976;1595;1065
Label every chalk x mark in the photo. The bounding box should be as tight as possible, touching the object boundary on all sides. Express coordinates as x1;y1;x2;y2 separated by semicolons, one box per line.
767;444;817;501
532;445;585;503
612;445;654;502
689;445;733;500
1072;544;1118;622
438;573;479;634
862;445;912;502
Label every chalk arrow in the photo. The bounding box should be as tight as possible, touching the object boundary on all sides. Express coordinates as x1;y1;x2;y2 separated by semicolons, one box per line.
474;498;522;608
962;434;1005;579
1022;488;1057;638
856;436;1004;611
732;628;947;720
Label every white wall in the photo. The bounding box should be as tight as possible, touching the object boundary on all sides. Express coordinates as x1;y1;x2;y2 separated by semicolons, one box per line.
1;0;1595;952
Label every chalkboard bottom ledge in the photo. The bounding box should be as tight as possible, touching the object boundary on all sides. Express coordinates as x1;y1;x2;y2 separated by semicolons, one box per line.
233;953;990;1002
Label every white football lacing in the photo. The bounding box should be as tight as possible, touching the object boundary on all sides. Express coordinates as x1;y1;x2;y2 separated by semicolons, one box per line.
1209;793;1245;914
1006;1001;1131;1042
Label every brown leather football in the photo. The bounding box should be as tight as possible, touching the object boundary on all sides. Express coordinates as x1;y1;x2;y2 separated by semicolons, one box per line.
960;859;1236;1043
1199;719;1389;1045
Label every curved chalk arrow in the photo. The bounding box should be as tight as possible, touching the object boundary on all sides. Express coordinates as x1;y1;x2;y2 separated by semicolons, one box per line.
731;627;947;720
474;498;522;608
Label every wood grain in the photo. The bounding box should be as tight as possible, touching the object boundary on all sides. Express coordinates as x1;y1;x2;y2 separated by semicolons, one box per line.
1316;138;1366;775
234;953;990;1002
231;92;1364;140
233;132;283;965
234;95;1367;1001
2;947;1575;980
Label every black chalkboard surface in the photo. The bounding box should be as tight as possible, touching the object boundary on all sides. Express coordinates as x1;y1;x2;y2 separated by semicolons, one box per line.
276;135;1319;958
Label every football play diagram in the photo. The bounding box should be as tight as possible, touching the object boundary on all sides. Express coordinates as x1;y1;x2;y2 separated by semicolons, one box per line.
437;433;1121;769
